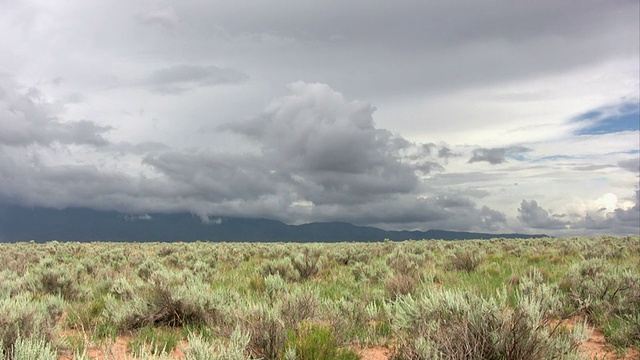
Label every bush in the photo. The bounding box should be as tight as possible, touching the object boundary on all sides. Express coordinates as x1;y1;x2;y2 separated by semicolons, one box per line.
446;250;485;272
386;248;428;275
282;324;360;360
0;294;62;357
2;336;57;360
129;327;180;356
280;291;318;329
384;274;417;299
386;274;587;360
104;272;221;331
261;258;299;282
560;257;640;349
291;250;322;281
25;266;84;301
242;303;287;360
186;328;250;360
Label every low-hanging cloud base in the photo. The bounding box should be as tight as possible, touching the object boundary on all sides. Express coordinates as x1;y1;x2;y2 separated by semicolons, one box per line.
0;203;549;243
0;79;638;236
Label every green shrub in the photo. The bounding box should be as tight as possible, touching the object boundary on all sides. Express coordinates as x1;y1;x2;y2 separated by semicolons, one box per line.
130;327;180;356
384;274;417;299
5;336;57;360
561;258;640;332
242;302;287;360
0;294;62;357
282;324;360;360
25;266;84;301
280;290;318;329
386;275;587;360
264;274;287;301
65;296;107;330
603;313;640;349
261;258;299;282
386;248;428;275
351;260;390;284
291;250;322;281
104;272;221;331
186;327;250;360
445;249;485;272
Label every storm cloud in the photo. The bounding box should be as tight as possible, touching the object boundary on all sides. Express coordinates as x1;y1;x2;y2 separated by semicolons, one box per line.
0;1;638;235
0;80;513;232
223;82;423;204
517;200;570;229
0;76;111;147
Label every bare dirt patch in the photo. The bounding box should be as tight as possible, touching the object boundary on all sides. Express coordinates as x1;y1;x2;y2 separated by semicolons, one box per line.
560;317;639;360
357;346;391;360
580;326;639;360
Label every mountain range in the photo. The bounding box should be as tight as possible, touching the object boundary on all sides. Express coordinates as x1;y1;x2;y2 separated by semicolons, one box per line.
0;204;548;242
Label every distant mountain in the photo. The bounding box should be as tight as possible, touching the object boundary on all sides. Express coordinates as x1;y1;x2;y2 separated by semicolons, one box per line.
0;204;548;242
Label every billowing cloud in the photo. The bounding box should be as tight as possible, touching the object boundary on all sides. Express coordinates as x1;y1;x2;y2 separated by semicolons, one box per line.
612;190;640;226
516;192;640;234
517;200;570;229
223;82;424;204
0;75;111;147
580;190;640;231
0;81;508;231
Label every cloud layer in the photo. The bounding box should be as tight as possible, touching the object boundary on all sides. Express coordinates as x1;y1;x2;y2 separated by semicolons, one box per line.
0;1;638;235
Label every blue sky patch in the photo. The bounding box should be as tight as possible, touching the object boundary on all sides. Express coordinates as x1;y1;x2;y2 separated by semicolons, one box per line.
575;102;640;135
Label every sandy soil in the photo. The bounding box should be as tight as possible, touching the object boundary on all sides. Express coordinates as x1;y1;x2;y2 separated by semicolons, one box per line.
580;326;639;360
357;346;391;360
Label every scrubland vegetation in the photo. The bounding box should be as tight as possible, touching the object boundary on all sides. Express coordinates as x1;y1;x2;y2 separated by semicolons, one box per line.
0;235;638;359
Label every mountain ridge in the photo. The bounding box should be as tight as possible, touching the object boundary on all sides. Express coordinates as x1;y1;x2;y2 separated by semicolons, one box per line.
0;204;548;242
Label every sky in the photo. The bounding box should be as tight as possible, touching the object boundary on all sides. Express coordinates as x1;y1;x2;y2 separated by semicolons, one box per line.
0;0;638;236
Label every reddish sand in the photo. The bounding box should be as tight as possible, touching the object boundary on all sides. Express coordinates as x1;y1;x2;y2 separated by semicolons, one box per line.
580;326;639;360
358;346;391;360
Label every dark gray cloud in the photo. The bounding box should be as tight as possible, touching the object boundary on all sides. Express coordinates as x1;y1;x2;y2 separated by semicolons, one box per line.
142;65;248;94
0;80;508;231
142;151;282;203
0;76;111;147
222;82;424;204
415;161;444;174
163;0;638;98
469;146;530;164
618;158;640;173
306;193;506;231
517;200;570;229
438;146;458;159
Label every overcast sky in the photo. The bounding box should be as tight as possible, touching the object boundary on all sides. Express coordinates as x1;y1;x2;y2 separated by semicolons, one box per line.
1;0;638;235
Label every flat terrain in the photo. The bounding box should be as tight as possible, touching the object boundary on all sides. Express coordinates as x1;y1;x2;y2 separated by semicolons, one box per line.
1;236;638;359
